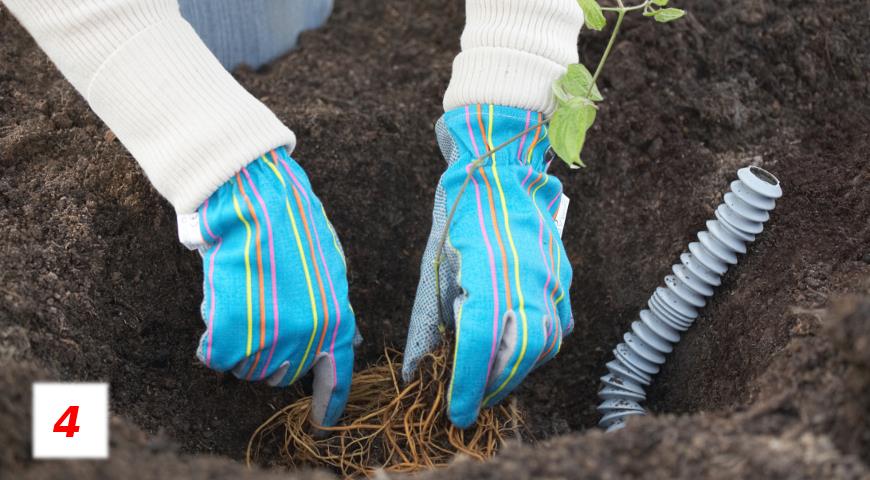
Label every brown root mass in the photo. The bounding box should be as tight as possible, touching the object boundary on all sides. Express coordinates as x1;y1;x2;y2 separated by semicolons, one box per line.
247;346;522;477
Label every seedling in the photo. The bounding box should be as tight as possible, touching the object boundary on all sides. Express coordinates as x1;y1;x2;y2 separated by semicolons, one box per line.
434;0;686;323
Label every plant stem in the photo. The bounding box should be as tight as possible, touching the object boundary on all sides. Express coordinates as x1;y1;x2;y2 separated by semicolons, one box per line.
433;120;550;325
600;0;649;12
586;0;628;99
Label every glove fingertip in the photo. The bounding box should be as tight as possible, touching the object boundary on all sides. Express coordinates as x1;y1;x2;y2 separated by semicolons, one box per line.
310;351;353;429
402;319;444;383
448;401;480;430
400;355;418;384
265;360;292;387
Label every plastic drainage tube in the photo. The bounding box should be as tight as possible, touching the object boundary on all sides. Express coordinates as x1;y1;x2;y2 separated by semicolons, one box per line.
597;166;783;432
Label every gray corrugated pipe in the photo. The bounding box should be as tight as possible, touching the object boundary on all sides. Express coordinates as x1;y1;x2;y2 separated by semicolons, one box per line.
597;166;783;432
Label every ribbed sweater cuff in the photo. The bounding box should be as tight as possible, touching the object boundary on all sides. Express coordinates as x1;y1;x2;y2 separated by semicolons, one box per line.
443;0;584;116
88;17;295;213
4;1;296;213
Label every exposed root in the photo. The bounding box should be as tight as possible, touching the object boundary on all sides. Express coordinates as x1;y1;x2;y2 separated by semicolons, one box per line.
247;345;524;478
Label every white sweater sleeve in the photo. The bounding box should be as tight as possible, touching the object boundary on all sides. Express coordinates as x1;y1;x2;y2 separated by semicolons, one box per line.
443;0;585;116
2;0;296;213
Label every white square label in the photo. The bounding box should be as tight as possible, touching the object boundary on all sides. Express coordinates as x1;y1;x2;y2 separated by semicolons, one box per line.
32;383;109;459
555;194;570;237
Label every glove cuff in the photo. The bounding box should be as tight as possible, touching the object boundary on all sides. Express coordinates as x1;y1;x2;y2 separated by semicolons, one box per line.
176;145;293;251
443;0;584;116
438;105;552;173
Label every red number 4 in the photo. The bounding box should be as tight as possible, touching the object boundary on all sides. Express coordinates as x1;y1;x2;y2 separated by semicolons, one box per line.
53;406;81;437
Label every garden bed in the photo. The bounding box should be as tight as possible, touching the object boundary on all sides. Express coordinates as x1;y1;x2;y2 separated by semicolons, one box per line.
1;0;868;477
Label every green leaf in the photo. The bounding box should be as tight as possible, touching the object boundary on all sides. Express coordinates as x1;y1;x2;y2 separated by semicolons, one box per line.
651;0;669;6
577;0;606;31
550;97;597;167
557;64;604;102
654;8;686;22
552;82;570;106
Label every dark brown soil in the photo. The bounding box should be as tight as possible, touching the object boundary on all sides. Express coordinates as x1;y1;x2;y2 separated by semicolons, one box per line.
1;0;869;478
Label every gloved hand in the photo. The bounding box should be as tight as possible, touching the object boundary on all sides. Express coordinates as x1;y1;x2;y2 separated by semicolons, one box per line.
179;146;357;427
403;105;574;428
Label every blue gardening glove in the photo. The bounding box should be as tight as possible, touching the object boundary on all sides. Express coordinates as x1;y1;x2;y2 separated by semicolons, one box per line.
178;146;357;427
402;105;574;428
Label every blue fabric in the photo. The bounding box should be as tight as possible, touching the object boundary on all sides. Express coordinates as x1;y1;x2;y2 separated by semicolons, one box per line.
195;147;355;427
404;104;574;428
179;0;334;70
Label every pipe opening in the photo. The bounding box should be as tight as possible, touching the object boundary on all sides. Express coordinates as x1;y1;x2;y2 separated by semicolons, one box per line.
749;166;779;186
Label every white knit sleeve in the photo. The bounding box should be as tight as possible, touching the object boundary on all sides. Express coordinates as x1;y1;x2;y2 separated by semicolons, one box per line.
443;0;585;116
2;0;296;213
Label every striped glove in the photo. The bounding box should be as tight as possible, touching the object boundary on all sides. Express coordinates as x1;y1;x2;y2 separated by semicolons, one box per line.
403;104;574;428
178;146;356;428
